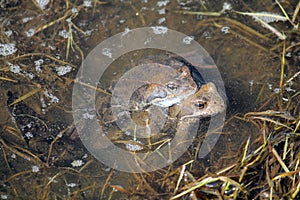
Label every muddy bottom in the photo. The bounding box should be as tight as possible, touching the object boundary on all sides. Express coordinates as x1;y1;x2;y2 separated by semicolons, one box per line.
0;0;299;199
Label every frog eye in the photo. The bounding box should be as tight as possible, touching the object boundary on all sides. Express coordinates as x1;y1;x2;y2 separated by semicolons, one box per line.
166;82;178;91
194;100;206;109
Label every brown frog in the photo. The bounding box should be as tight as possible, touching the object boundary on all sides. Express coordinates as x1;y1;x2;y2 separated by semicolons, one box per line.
115;82;224;150
114;64;198;112
170;82;225;121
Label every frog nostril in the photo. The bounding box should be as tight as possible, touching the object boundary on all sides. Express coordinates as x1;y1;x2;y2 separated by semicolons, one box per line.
166;82;178;91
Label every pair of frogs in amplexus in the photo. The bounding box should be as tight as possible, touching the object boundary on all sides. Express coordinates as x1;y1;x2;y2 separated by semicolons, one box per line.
125;57;225;124
95;56;225;151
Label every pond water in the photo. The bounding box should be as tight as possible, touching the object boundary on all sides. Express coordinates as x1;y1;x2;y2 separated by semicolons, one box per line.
0;0;299;199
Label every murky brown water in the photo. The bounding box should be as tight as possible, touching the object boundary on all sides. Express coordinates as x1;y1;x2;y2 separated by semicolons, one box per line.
0;0;299;199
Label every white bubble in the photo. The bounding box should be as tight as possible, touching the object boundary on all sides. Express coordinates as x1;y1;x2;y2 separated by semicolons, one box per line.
158;8;166;15
58;30;69;39
182;36;194;44
24;71;35;79
221;26;230;34
157;17;166;24
71;160;84;167
157;0;169;7
32;165;39;173
44;90;59;103
66;183;77;187
125;140;144;151
71;7;78;13
5;30;12;37
22;17;33;23
151;26;168;34
222;2;232;12
34;59;44;73
82;112;95;119
35;0;49;10
83;0;92;7
25;28;35;37
274;88;280;93
122;27;132;36
0;43;17;56
8;62;21;74
56;65;72;76
102;48;112;58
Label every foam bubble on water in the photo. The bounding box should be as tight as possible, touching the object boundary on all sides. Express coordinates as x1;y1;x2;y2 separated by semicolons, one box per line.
71;160;84;167
121;27;132;36
24;71;35;79
83;0;92;7
71;7;78;14
66;183;77;187
82;112;95;119
0;43;17;56
5;30;12;37
22;17;33;23
58;30;69;39
25;28;35;37
34;59;44;73
182;36;194;44
157;0;169;7
158;17;166;24
102;48;112;58
158;8;166;14
125;140;144;151
56;65;72;76
221;26;230;34
32;165;39;173
44;90;59;103
222;2;232;12
151;26;168;34
8;62;21;74
35;0;49;10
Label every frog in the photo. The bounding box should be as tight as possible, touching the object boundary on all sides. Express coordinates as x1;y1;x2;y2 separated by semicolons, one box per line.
76;54;225;153
128;65;198;110
102;82;225;151
169;82;225;121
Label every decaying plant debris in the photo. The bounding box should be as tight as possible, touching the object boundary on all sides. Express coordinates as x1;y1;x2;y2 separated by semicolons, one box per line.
0;0;299;199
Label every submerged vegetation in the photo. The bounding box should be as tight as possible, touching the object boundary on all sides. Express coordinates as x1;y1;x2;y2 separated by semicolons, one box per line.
0;0;299;199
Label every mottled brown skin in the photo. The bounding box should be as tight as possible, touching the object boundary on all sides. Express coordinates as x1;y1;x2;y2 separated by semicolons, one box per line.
130;65;197;110
169;82;225;120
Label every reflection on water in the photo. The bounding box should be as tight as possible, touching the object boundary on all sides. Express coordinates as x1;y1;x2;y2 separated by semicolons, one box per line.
0;0;299;199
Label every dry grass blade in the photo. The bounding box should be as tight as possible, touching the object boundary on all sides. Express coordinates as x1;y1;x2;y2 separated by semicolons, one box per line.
101;168;114;199
11;53;77;68
233;10;287;40
234;11;287;22
275;0;291;22
254;16;286;40
0;76;18;83
8;87;42;106
271;147;290;173
235;11;287;23
0;138;45;167
272;170;299;181
292;1;300;22
245;110;295;120
170;177;219;199
292;181;300;199
174;10;222;16
247;116;293;130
